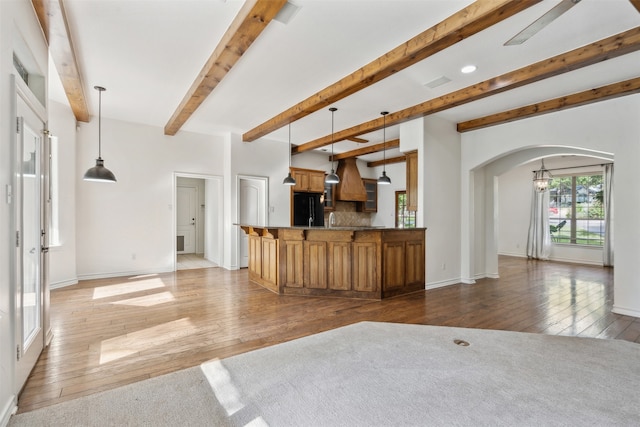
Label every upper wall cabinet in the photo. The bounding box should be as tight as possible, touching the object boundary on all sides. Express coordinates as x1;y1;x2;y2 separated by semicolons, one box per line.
358;179;377;212
291;167;325;193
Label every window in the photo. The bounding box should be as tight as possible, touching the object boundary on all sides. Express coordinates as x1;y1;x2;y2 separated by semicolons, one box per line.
396;191;416;228
49;136;60;247
548;174;603;246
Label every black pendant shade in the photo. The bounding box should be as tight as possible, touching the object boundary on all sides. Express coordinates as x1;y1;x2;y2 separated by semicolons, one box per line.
84;85;116;183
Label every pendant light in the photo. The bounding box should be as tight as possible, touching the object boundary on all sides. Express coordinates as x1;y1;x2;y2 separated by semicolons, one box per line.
377;111;391;185
84;86;117;182
533;159;552;192
325;107;340;185
283;123;296;186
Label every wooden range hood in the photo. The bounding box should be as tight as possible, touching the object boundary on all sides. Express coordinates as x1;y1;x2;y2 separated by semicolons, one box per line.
334;158;367;202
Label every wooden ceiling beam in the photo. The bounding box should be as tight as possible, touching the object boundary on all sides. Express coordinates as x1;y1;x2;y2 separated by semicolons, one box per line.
293;27;640;154
329;139;400;161
457;77;640;133
164;0;287;136
242;0;541;142
32;0;90;122
367;155;407;168
630;0;640;13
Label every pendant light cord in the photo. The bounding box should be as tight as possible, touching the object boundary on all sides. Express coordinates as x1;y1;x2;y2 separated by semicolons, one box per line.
98;88;102;159
288;123;292;167
382;113;386;172
94;85;106;160
331;108;335;170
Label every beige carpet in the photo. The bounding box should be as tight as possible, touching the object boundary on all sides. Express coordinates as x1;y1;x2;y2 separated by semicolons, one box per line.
9;322;640;426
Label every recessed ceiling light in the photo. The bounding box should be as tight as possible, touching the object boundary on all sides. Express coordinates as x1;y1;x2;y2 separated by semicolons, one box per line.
461;65;477;74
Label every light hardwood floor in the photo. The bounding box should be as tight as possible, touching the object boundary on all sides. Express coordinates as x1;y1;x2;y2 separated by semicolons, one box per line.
18;256;640;413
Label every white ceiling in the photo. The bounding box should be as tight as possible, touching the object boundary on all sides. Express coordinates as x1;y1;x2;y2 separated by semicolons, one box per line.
49;0;640;163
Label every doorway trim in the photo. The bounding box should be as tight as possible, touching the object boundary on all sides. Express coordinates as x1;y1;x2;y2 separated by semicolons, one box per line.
172;172;224;271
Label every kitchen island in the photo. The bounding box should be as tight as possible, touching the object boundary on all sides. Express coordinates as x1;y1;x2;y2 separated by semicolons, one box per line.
238;225;426;300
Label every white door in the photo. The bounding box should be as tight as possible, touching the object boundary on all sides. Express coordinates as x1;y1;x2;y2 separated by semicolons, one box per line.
15;94;45;391
239;178;267;268
177;186;197;254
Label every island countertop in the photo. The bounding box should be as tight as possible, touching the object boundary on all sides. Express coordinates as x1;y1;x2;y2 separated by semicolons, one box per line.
238;224;426;299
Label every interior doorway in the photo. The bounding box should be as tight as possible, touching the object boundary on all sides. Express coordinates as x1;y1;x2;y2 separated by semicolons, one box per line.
173;173;223;271
238;176;268;268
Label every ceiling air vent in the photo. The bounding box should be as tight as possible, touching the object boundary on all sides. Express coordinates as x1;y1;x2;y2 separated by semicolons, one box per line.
424;76;451;89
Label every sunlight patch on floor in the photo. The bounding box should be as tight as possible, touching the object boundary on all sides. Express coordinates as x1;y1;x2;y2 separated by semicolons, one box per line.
93;278;165;299
112;291;175;307
99;317;195;364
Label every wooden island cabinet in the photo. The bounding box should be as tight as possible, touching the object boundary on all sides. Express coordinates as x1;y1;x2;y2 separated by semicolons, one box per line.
238;225;426;300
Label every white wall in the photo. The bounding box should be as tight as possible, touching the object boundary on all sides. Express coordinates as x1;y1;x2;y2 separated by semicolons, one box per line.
75;117;224;278
423;116;461;288
48;101;78;288
461;95;640;317
0;0;49;423
497;164;532;258
398;116;462;289
370;161;405;228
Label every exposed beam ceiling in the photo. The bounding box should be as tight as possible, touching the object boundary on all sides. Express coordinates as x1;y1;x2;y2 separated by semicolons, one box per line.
164;0;288;136
242;0;541;142
293;26;640;154
329;139;400;161
457;77;640;132
32;0;89;122
367;156;407;168
631;0;640;13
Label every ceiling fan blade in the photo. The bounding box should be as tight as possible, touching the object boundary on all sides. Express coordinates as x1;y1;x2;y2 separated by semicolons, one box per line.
505;0;581;46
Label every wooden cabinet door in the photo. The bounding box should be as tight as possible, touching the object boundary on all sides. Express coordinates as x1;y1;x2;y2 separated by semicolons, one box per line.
248;235;262;278
406;151;418;212
359;179;377;212
292;169;309;191
383;241;405;289
304;241;327;289
308;171;326;193
262;238;278;287
282;240;304;288
328;242;351;291
352;242;378;292
405;239;425;286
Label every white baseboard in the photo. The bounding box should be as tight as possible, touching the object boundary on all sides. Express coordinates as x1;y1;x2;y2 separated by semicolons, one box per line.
45;327;54;346
50;278;78;290
498;251;527;258
425;278;460;290
77;267;174;281
0;395;16;427
548;256;603;266
612;305;640;319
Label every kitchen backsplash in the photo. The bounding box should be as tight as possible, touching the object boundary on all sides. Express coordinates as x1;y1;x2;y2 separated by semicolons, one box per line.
324;201;371;226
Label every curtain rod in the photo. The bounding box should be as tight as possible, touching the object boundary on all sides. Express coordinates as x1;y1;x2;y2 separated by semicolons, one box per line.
535;162;613;173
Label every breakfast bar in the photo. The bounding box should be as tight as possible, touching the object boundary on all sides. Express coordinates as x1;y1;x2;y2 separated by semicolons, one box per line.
238;225;426;300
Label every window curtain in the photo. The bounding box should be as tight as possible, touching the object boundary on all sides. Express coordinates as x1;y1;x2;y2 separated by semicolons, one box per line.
603;164;614;267
527;186;551;260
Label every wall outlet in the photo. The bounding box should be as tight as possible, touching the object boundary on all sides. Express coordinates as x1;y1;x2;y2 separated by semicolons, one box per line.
441;262;446;270
132;253;136;260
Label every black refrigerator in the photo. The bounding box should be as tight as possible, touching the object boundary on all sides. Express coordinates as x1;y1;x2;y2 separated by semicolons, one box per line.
293;192;324;227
